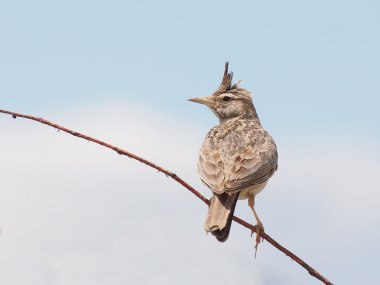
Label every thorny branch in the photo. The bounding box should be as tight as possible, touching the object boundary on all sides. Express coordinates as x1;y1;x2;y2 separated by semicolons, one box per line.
0;109;333;285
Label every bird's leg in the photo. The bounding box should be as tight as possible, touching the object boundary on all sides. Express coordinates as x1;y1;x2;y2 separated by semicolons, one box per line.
248;193;264;254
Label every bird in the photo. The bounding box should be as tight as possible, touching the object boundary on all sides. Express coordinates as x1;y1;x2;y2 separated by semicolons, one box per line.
189;62;278;250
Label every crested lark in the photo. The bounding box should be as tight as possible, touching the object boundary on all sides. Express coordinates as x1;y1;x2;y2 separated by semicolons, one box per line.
189;63;278;249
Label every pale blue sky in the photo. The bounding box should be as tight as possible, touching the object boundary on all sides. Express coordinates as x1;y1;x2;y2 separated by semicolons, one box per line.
1;0;379;138
1;1;380;285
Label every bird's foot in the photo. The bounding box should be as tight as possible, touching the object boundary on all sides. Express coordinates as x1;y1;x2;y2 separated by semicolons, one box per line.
251;222;264;258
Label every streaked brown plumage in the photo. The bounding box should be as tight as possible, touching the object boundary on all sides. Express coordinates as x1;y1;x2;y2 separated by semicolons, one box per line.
189;63;278;244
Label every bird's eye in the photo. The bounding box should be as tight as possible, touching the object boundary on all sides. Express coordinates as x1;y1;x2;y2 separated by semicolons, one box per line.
222;96;231;102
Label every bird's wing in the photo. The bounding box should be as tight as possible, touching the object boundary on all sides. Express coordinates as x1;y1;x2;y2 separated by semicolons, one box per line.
198;147;225;194
224;131;278;192
198;127;277;194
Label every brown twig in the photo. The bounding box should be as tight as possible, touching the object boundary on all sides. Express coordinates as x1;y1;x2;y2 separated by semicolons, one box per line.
0;109;333;285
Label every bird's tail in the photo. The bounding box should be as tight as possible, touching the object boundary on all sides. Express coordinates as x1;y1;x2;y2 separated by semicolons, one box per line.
204;192;239;242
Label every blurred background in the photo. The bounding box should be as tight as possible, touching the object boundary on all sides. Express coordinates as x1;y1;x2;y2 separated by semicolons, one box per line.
1;1;379;284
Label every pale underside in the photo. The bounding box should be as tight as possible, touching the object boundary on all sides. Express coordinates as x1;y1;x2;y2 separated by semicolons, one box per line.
238;181;267;200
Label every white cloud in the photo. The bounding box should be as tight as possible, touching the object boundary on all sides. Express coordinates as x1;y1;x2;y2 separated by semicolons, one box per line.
0;100;379;285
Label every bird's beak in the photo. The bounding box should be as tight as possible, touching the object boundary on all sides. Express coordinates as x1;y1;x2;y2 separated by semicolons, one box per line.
188;96;215;108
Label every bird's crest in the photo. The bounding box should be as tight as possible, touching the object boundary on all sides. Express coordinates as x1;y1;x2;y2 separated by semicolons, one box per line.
213;62;241;96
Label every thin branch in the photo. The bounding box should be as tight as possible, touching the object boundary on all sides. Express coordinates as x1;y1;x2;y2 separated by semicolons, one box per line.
0;109;333;285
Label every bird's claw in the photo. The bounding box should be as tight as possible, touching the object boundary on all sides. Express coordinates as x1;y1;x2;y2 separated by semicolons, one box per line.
253;223;264;258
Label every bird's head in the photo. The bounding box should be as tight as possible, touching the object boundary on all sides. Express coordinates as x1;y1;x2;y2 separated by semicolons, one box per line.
189;62;258;123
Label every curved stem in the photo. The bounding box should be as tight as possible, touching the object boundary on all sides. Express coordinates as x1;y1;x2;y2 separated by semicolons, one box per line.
0;109;333;285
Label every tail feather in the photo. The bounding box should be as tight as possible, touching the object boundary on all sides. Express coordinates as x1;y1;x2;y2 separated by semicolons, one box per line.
204;192;239;242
